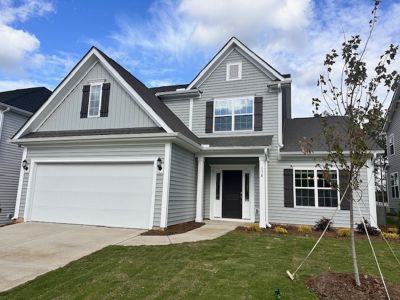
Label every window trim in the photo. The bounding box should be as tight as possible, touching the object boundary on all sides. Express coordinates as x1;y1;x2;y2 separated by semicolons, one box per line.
390;172;399;199
213;96;254;132
388;134;395;155
226;61;242;81
293;167;340;208
87;82;103;118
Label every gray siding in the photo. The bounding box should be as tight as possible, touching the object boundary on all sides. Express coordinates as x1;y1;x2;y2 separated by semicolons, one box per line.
0;111;27;224
268;138;372;228
163;98;190;128
387;104;400;210
38;62;156;132
18;141;165;227
193;48;278;136
167;144;197;226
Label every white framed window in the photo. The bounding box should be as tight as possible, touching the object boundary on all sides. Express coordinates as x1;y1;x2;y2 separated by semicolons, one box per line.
226;62;242;81
214;97;254;132
88;82;103;118
390;172;399;199
294;168;339;208
388;134;395;155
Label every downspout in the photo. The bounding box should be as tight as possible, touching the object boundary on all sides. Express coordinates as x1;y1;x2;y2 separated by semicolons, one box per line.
0;107;10;140
264;147;272;228
277;83;283;161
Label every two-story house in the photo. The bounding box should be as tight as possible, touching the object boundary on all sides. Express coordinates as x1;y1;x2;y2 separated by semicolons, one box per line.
11;37;380;229
0;87;51;225
384;87;400;213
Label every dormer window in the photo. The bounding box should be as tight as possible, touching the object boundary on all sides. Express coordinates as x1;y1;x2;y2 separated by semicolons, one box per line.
88;83;103;118
226;62;242;81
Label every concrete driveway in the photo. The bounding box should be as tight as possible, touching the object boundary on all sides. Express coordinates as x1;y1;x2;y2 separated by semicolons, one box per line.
0;222;144;292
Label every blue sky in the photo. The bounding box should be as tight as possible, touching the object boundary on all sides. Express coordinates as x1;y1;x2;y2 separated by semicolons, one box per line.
0;0;399;116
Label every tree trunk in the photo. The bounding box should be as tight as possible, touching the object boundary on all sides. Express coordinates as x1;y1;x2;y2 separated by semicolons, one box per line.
350;198;361;286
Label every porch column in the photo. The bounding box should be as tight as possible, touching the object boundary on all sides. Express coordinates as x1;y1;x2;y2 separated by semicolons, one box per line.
196;156;205;222
259;156;267;228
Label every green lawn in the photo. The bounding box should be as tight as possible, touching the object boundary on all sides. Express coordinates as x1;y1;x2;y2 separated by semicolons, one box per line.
1;232;399;300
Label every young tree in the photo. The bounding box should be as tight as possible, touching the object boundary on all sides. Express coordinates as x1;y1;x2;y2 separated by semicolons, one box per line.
301;0;399;286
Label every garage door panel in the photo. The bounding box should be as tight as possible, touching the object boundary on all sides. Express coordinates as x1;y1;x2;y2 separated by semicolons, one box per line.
29;162;154;229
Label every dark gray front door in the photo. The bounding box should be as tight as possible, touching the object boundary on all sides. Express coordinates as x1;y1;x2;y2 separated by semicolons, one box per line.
222;170;242;219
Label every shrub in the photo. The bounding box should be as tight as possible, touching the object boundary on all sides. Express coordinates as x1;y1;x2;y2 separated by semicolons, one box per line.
337;228;350;237
274;226;288;234
314;217;333;231
356;218;380;236
246;223;261;232
387;227;399;234
382;232;399;240
298;225;312;234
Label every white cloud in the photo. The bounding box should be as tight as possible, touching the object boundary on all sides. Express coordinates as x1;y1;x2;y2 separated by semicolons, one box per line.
0;79;45;92
110;0;400;116
0;0;55;74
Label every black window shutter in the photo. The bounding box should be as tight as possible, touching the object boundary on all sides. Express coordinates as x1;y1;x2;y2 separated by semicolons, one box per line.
254;96;263;131
205;101;214;133
100;83;111;117
339;170;351;210
80;85;90;118
284;169;294;207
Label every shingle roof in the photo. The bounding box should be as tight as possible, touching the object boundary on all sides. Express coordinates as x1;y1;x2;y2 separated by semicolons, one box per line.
199;135;273;147
21;127;165;139
0;87;51;113
282;116;381;152
149;84;188;94
95;47;198;143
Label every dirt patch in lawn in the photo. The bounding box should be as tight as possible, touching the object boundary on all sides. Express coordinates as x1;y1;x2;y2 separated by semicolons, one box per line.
141;221;205;236
235;225;400;242
307;273;400;299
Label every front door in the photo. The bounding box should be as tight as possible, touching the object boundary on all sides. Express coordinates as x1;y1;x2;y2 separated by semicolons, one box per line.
222;170;242;219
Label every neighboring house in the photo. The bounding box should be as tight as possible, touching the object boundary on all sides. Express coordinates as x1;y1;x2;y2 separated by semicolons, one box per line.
384;87;400;213
0;87;51;224
11;37;380;229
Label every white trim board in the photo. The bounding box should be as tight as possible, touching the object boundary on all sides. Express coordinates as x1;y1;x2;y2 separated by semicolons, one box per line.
23;156;158;229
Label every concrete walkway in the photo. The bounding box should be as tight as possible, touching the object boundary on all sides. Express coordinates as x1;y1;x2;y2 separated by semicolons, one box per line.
120;220;243;246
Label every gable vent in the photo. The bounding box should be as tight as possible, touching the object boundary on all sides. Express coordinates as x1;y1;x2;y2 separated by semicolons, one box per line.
226;62;242;81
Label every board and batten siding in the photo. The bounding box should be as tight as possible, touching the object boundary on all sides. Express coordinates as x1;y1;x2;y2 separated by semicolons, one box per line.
18;141;165;227
167;143;197;226
38;61;156;132
267;137;373;228
192;48;278;136
387;105;400;210
203;157;260;221
0;111;28;224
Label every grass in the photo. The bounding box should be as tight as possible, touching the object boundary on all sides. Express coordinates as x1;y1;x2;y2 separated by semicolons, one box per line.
1;232;400;299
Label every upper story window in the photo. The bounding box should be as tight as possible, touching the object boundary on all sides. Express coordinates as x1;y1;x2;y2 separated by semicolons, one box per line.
88;83;103;118
390;172;399;199
214;97;254;132
389;134;395;155
226;62;242;81
294;169;339;208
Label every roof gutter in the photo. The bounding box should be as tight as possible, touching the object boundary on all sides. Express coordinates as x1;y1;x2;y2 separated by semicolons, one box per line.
0;103;32;117
280;149;385;157
155;89;201;99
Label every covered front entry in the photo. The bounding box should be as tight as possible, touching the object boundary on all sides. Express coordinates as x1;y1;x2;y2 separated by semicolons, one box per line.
210;164;255;221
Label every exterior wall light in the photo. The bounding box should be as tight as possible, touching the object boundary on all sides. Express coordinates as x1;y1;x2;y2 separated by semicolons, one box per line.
22;159;29;171
157;157;163;171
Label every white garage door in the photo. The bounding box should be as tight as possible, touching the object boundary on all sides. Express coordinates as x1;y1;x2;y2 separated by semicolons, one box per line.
28;162;154;229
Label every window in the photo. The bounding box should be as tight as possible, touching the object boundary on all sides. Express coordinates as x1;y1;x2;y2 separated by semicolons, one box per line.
226;62;242;81
88;83;102;117
245;173;250;201
214;97;254;132
389;134;395;155
390;172;399;199
294;169;339;208
216;173;221;200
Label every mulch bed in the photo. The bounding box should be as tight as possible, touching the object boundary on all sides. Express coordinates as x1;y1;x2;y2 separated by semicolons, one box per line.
141;221;205;236
235;225;400;242
307;273;400;299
